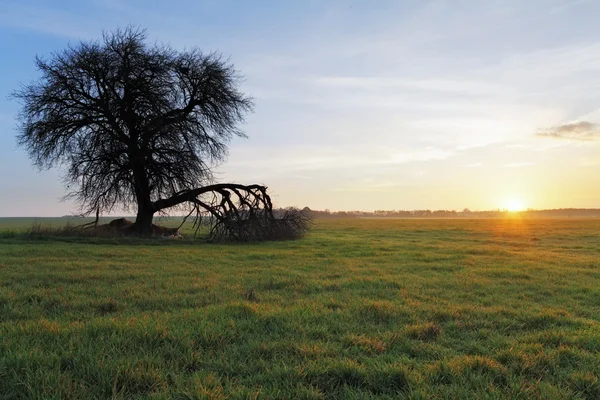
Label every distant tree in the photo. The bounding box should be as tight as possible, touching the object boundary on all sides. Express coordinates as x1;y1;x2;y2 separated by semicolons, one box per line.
13;27;309;240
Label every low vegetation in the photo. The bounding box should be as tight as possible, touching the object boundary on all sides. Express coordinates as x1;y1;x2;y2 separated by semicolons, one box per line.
0;217;599;398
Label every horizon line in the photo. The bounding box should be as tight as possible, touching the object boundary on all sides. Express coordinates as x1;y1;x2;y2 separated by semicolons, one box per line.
1;207;599;218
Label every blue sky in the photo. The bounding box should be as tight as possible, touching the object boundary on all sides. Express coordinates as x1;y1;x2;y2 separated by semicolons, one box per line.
1;0;600;216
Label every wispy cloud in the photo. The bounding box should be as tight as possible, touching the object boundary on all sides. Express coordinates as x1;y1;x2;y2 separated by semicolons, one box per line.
224;144;455;179
503;162;534;168
464;162;483;168
577;158;600;167
314;76;509;97
537;121;600;141
330;180;406;193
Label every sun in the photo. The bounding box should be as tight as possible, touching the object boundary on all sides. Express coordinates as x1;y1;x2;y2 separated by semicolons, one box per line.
505;197;526;212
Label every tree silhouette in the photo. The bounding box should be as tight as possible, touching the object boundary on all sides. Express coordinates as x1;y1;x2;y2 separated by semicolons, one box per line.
13;27;309;240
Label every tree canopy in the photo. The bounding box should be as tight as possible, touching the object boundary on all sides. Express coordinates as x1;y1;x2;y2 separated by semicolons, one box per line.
13;27;309;240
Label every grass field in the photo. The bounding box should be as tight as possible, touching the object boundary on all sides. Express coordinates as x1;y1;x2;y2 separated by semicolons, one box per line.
1;217;599;399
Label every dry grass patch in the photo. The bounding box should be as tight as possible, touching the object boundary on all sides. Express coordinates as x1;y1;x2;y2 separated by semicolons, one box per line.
405;321;443;341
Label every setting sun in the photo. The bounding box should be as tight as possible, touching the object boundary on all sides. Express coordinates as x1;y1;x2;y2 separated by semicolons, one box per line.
505;198;526;212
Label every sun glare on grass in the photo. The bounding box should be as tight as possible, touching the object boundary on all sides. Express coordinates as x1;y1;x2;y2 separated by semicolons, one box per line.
505;197;526;212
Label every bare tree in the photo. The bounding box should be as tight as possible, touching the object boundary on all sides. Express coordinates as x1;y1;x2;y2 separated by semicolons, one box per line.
12;26;310;240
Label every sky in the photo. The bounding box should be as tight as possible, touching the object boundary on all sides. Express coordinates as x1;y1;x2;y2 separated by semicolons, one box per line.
1;0;599;216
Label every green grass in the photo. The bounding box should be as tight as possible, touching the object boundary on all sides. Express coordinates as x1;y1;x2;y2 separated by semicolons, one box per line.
1;217;599;399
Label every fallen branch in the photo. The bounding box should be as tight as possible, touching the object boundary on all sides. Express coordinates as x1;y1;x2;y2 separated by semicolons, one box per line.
74;207;100;230
154;184;311;242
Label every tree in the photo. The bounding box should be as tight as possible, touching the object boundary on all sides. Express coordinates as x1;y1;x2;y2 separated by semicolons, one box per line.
13;27;309;240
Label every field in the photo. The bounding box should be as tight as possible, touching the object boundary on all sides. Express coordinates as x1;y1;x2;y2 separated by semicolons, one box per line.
1;217;599;399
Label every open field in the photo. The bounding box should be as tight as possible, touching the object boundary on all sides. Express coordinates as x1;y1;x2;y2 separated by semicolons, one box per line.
1;217;600;399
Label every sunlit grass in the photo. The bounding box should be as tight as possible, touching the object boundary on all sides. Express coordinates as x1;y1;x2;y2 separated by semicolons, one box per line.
0;217;599;398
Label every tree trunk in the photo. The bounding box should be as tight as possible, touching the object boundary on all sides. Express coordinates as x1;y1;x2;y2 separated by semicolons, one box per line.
130;149;155;236
133;205;155;236
132;172;155;236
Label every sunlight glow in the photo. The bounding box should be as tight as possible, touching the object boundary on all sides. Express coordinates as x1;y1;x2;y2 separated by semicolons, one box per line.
505;197;526;212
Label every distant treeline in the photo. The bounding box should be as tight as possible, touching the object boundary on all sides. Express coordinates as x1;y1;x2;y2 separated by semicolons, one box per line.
61;207;600;220
296;207;600;219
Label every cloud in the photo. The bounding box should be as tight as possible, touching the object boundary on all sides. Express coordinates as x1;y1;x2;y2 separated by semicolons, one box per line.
314;76;508;97
537;121;600;141
503;162;534;168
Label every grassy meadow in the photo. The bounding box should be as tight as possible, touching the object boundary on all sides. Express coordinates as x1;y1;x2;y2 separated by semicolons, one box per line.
0;217;599;399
